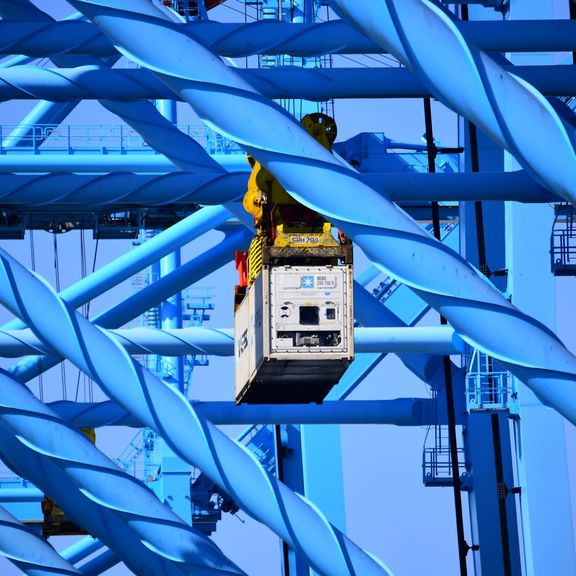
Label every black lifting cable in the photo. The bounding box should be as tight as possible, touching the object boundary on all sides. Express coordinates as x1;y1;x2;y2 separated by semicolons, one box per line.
423;97;470;576
274;424;292;576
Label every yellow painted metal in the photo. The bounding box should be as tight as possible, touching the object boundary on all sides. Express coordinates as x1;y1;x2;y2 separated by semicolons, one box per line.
248;232;265;285
274;222;339;248
242;113;336;229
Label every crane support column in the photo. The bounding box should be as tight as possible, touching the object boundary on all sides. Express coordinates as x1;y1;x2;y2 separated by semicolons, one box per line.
505;2;575;574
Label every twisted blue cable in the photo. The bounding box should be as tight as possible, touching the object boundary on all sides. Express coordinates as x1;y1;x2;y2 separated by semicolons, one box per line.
1;19;575;58
9;226;248;383
0;0;222;175
0;505;80;576
0;250;392;576
0;64;573;101
0;171;558;209
0;368;246;576
0;172;246;208
4;204;230;332
0;325;461;358
328;0;576;206
69;0;576;425
0;326;235;357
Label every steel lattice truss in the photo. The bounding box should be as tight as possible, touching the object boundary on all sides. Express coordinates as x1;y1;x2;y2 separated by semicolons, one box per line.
0;1;574;575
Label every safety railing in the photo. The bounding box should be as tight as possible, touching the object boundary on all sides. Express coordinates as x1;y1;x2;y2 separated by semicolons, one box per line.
466;348;518;413
0;123;244;155
422;445;467;487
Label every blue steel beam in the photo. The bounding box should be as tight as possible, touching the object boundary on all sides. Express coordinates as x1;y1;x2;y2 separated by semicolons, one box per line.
78;549;120;576
0;505;80;576
10;226;250;383
0;155;248;172
69;0;576;425
0;170;556;204
1;19;575;57
61;537;105;566
0;326;465;357
0;370;246;576
1;65;575;100
4;204;229;332
0;488;42;502
329;0;576;207
0;0;223;179
0;4;103;151
331;224;459;402
0;172;246;207
0;252;391;576
48;398;440;427
354;284;465;397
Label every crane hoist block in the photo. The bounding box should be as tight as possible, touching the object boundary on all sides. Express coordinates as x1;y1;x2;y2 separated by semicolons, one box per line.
234;260;354;404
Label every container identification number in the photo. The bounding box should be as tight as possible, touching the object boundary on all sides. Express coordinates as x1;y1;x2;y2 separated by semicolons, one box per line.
316;275;337;289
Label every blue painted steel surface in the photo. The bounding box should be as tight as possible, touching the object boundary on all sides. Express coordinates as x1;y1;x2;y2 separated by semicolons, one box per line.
0;326;464;357
10;226;250;382
1;65;575;101
2;101;79;149
329;0;576;208
0;155;247;172
506;1;576;570
507;204;576;574
1;19;576;57
0;371;246;576
49;398;438;427
67;0;576;427
0;505;80;575
465;412;522;576
61;536;105;564
0;249;392;576
0;1;574;574
0;488;42;501
0;171;556;204
0;0;224;181
4;205;229;331
79;549;121;576
0;172;247;208
0;0;52;21
154;147;191;519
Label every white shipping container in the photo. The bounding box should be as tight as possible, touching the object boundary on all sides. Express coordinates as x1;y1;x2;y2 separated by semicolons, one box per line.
234;264;354;404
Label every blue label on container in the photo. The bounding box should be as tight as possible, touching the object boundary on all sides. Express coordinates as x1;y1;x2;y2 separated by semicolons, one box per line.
301;275;315;288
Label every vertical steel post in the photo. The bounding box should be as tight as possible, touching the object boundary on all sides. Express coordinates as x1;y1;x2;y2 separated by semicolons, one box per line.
505;3;576;573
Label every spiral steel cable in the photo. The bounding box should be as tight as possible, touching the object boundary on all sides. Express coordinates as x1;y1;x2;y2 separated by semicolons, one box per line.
0;172;246;208
0;326;235;357
8;227;248;386
0;65;574;101
328;0;576;206
1;20;576;58
0;369;245;576
66;0;576;426
0;505;80;576
0;249;392;575
0;325;460;358
0;171;557;207
0;0;52;22
4;204;230;333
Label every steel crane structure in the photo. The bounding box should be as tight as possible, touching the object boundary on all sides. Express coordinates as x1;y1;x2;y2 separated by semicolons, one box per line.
0;0;575;575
